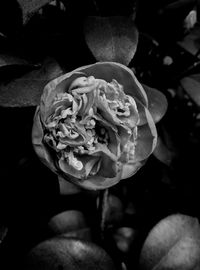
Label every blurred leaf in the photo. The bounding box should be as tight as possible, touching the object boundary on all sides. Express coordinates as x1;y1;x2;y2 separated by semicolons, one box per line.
113;227;137;253
142;84;168;123
26;237;116;270
0;58;63;107
48;210;92;241
17;0;54;24
140;214;200;270
0;225;8;244
48;210;87;235
84;16;138;66
105;195;124;226
180;74;200;107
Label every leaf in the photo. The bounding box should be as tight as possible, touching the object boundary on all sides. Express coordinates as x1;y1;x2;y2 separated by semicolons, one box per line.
153;136;176;166
142;84;168;123
0;54;36;71
84;16;138;66
0;58;63;107
180;75;200;107
48;210;89;236
17;0;53;24
26;237;116;270
0;225;8;244
139;214;200;270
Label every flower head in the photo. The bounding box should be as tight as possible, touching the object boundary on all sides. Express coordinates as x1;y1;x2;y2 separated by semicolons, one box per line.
32;62;157;190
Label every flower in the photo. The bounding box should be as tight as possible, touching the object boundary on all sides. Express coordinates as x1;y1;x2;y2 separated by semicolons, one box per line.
32;62;157;190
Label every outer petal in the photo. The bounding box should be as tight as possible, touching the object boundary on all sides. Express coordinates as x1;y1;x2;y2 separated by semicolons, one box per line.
120;159;147;180
132;108;157;163
142;84;168;124
32;107;57;173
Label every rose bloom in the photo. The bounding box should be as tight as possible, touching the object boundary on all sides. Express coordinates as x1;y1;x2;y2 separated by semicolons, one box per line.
32;62;157;190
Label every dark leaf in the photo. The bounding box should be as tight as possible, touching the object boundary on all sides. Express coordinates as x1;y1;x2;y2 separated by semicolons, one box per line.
180;74;200;107
0;54;35;69
153;136;175;166
48;210;87;235
0;58;63;107
17;0;53;24
142;84;168;123
84;16;138;66
0;54;37;82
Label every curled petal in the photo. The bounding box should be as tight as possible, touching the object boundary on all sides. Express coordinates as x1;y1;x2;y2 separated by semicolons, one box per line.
78;62;148;107
40;72;86;123
59;145;117;180
96;91;139;128
59;155;99;179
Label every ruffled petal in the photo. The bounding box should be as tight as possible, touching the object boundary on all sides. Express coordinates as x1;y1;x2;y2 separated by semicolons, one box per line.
40;72;86;123
72;62;148;106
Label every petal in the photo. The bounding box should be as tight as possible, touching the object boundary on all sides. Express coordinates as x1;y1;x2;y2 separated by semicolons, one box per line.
59;145;117;180
93;115;120;157
59;155;99;179
73;168;123;190
120;160;146;180
135;98;148;126
96;154;118;178
96;93;139;128
142;84;168;124
40;72;86;123
133;108;157;163
32;107;57;173
75;62;148;107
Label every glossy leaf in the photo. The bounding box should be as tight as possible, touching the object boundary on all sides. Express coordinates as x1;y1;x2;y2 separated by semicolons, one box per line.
140;214;200;270
48;210;92;241
0;58;63;107
84;16;138;66
142;84;168;123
